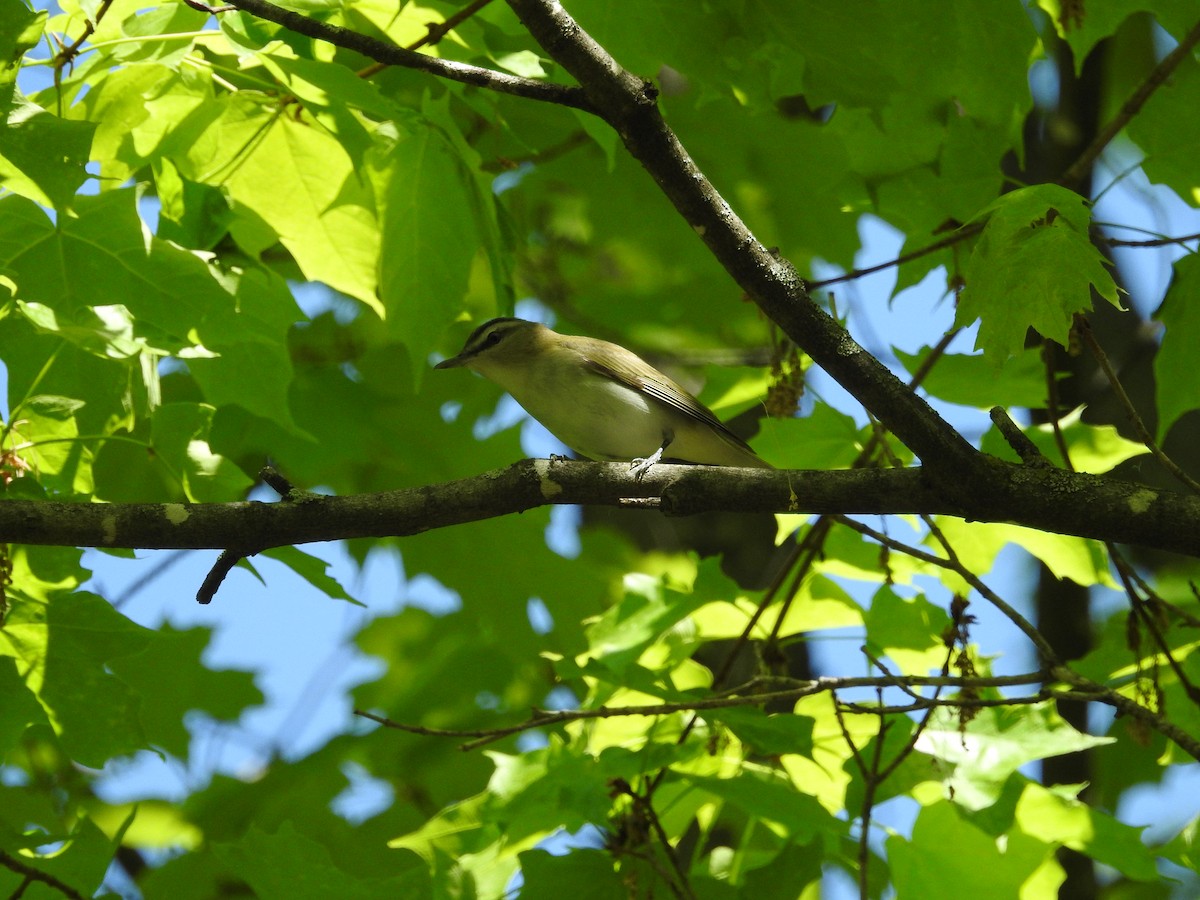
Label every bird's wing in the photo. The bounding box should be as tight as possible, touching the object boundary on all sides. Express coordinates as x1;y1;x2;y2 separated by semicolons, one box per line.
579;346;757;453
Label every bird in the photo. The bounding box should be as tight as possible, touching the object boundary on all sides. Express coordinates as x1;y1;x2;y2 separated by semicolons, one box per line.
435;318;772;476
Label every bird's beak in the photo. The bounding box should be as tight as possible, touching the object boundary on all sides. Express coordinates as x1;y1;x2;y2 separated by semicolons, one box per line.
434;354;468;369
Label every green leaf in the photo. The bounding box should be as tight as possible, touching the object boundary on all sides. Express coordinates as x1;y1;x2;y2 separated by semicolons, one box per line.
3;584;152;766
0;815;115;899
218;822;431;900
4;392;95;495
863;586;952;675
493;51;546;79
1154;253;1200;442
889;800;1050;898
596;741;702;781
980;405;1150;475
484;747;611;841
929;516;1114;588
18;300;167;360
913;704;1114;810
817;525;934;587
258;53;398;121
0;656;48;756
1015;781;1160;881
752;403;864;470
150;402;254;502
696;365;772;419
0;0;44;93
355;606;525;731
684;770;845;843
111;2;209;65
370;98;493;385
387;791;526;898
88;800;203;853
518;849;625;900
71;64;205;186
1127;43;1200;202
894;346;1051;409
751;1;1033;123
582;569;711;673
260;546;361;605
691;572;863;641
388;792;492;860
706;706;815;758
1;190;304;436
107;625;263;758
203;103;383;316
956;185;1120;363
0;98;94;209
740;841;824;899
1038;1;1198;74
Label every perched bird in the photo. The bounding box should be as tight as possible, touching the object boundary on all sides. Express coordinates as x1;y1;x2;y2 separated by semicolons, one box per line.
435;318;771;475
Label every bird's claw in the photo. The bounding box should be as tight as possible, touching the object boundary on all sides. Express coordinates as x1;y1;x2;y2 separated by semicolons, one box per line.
629;447;664;481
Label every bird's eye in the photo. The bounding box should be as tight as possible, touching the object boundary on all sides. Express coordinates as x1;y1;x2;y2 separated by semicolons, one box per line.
482;331;503;348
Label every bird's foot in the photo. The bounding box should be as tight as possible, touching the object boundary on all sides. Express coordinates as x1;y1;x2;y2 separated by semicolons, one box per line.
630;446;664;481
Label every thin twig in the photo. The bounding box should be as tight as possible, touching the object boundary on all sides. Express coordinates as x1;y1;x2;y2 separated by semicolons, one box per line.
808;225;981;290
838;515;1200;759
358;0;498;78
615;784;696;900
1112;552;1200;704
838;693;1053;715
53;0;114;71
1120;562;1200;630
1105;230;1200;248
183;0;236;11
905;327;963;388
831;694;873;900
833;515;1059;664
222;0;593;111
111;551;188;610
0;850;89;900
354;673;1050;749
1053;668;1200;761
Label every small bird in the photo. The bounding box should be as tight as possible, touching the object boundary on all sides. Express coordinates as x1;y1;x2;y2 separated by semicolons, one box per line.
436;318;771;476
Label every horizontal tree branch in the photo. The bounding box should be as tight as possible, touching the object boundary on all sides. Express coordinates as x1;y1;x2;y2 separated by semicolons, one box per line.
4;458;1200;557
220;0;594;111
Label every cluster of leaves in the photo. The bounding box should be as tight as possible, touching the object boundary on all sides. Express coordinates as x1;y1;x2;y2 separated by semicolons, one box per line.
2;0;1200;898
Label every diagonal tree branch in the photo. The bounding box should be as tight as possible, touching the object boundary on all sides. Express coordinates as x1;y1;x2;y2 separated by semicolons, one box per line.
502;0;982;487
